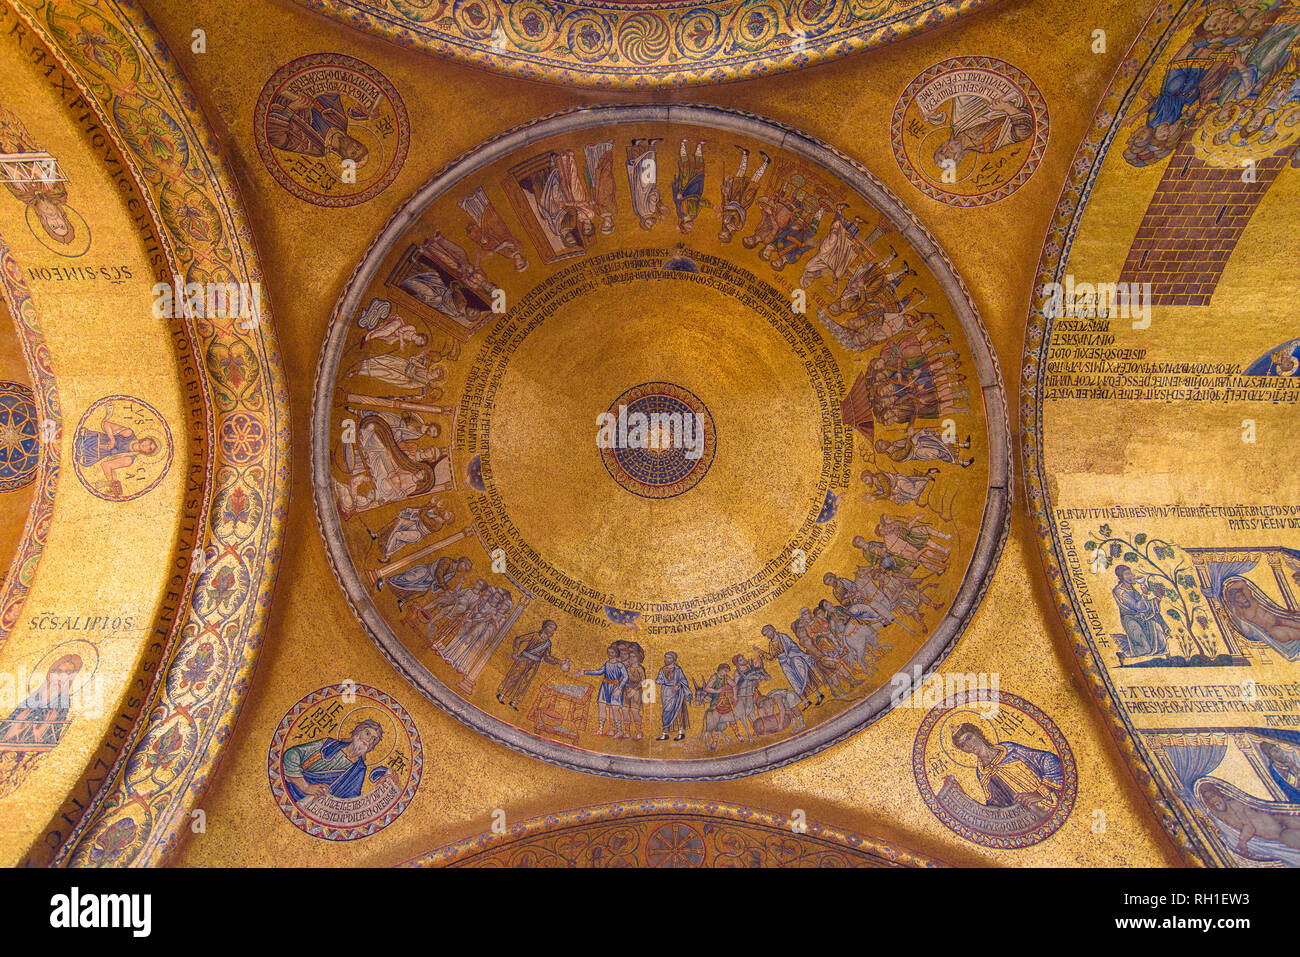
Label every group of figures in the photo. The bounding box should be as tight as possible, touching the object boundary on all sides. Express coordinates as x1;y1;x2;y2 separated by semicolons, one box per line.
317;105;997;778
331;296;458;518
465;509;960;754
1125;0;1300;167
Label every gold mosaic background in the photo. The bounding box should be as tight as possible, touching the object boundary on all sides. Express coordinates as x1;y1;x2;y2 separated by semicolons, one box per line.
11;0;1296;867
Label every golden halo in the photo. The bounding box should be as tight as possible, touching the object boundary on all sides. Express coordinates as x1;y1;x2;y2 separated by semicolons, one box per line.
26;638;100;698
936;706;999;770
342;124;386;185
334;703;399;770
917;126;980;185
26;203;91;258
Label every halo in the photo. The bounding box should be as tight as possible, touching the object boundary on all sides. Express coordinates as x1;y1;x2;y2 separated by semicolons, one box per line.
334;704;398;770
134;432;166;457
917;126;979;185
936;706;999;770
26;638;100;697
26;203;91;258
343;123;387;186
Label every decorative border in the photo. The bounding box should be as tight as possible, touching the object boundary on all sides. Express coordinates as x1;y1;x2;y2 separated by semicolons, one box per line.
70;394;174;503
911;689;1077;849
4;0;291;866
889;55;1050;207
1018;0;1218;866
252;52;410;209
267;683;423;841
404;797;941;867
0;238;60;648
312;103;1013;781
289;0;1004;89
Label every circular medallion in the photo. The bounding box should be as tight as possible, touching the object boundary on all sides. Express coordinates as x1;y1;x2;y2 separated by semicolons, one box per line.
913;689;1076;848
0;381;39;492
268;683;422;841
313;105;1011;779
253;53;409;208
71;395;173;502
599;382;716;499
891;57;1049;207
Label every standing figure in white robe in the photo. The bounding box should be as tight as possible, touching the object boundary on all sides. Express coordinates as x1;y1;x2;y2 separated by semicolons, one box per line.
625;138;665;229
356;298;427;349
800;206;863;291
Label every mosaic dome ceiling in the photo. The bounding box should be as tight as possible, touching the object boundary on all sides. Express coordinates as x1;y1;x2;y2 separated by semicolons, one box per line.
312;104;1009;778
0;0;1295;874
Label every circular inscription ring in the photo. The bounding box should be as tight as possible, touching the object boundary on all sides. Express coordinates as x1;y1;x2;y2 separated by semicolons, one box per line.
253;53;410;208
891;56;1049;207
71;395;173;503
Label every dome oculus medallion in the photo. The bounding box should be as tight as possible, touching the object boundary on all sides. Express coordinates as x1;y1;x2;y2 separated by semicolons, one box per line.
312;105;1010;779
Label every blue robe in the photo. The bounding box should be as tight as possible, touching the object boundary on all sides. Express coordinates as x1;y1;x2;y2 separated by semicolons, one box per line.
386;556;457;597
284;738;367;801
656;664;691;731
1147;65;1208;127
583;660;628;705
75;427;134;467
1113;583;1168;657
771;631;816;697
978;742;1064;808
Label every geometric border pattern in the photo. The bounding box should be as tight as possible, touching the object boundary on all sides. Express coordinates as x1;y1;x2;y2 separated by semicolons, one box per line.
404;797;940;867
890;55;1050;208
0;380;40;492
3;0;291;867
267;683;423;842
290;0;1004;89
1018;0;1216;867
912;689;1077;849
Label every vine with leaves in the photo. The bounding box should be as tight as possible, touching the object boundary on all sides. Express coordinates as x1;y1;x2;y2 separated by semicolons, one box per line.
1084;525;1215;658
